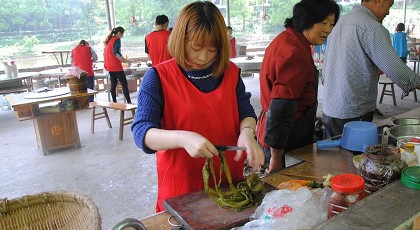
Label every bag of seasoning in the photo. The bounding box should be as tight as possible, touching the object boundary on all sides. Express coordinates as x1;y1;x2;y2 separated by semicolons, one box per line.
358;144;406;194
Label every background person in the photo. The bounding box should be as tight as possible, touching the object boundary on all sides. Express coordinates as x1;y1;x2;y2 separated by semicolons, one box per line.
131;1;264;212
322;0;420;139
256;0;340;174
103;26;132;104
392;23;409;63
145;15;172;66
71;39;98;102
227;26;237;58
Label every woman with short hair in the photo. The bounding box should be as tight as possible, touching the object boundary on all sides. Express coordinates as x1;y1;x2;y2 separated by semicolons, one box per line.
131;1;264;212
257;0;340;174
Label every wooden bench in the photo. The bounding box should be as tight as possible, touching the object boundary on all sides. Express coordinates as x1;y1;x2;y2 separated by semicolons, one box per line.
89;101;137;140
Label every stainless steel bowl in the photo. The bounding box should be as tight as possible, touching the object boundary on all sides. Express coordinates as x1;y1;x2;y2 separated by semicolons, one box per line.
391;118;420;126
389;124;420;147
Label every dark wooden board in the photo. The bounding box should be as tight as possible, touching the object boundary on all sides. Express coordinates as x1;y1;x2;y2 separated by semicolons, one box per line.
163;183;276;230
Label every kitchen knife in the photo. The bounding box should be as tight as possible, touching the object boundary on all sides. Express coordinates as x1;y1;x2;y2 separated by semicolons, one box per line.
215;145;247;151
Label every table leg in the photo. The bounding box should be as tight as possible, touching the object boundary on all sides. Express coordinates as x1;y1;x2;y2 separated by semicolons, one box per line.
53;53;60;67
64;52;69;66
60;53;64;67
119;110;124;140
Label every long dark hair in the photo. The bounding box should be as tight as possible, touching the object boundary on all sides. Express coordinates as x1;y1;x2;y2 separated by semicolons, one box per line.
104;26;125;45
284;0;340;32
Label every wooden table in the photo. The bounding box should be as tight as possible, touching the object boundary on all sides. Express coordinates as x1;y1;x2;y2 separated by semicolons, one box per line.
0;72;39;94
5;88;97;155
231;56;263;77
38;66;103;88
42;50;71;67
138;107;420;229
38;67;70;87
138;140;357;229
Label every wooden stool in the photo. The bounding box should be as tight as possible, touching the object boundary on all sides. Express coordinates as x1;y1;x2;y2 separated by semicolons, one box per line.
378;78;397;106
89;101;137;140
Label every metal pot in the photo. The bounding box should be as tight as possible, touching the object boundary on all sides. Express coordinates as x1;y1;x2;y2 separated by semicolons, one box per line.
391;118;420;126
389;124;420;147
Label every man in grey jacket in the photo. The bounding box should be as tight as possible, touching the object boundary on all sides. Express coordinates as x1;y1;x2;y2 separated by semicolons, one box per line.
322;0;420;138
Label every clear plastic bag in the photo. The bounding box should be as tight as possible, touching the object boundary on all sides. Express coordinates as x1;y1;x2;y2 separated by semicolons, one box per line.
233;187;331;230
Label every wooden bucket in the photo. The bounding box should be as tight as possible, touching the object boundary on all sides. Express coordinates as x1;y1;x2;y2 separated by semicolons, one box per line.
67;74;87;94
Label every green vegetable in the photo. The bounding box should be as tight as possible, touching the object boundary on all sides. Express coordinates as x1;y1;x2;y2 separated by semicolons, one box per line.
202;150;264;212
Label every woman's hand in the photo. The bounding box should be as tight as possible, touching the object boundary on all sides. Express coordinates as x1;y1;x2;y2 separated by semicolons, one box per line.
265;148;285;175
236;127;264;171
180;131;219;158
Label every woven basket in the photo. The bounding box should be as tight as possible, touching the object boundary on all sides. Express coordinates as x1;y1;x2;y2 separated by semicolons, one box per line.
0;191;101;230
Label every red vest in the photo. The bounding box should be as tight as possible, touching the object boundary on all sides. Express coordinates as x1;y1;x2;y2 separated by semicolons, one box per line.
229;37;237;58
145;30;172;66
72;45;94;76
154;59;243;212
104;37;123;72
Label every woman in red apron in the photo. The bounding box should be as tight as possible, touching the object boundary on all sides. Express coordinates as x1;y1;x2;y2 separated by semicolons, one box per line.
131;1;264;212
103;26;132;104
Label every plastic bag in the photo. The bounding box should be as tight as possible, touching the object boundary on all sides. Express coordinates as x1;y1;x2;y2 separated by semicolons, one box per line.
233;187;331;230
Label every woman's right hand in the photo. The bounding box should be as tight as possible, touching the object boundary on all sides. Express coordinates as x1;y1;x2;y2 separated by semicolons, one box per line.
180;131;219;158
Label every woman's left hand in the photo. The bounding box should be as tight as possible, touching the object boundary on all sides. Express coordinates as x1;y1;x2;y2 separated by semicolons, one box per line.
235;128;264;170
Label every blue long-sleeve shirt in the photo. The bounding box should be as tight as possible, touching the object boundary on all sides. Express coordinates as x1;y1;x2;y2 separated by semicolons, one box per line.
131;64;257;154
113;39;122;58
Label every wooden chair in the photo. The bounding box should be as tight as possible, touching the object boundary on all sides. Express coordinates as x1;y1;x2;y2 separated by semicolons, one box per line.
378;76;397;106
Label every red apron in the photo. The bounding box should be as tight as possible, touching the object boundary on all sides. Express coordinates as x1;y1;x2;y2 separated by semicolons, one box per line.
104;37;123;72
72;45;94;76
154;59;244;212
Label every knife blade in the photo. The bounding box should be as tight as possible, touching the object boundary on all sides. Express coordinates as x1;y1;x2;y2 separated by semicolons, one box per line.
215;145;247;151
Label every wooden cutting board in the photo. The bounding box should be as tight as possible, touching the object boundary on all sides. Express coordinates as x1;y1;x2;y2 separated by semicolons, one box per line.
163;183;276;230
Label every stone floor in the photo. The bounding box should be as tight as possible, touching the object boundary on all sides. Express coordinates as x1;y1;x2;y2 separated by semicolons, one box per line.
0;71;419;229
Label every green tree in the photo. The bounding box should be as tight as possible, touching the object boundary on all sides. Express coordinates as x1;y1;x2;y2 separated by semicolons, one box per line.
76;0;105;41
229;0;254;33
265;0;299;33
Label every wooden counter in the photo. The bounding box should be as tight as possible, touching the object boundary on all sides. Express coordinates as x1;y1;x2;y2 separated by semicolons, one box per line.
6;88;97;155
139;144;357;229
139;107;420;229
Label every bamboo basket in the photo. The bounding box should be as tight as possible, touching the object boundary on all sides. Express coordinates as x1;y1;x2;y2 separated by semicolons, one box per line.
0;191;101;230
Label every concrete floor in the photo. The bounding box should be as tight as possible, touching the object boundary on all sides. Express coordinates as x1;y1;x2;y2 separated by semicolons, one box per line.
0;70;419;229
